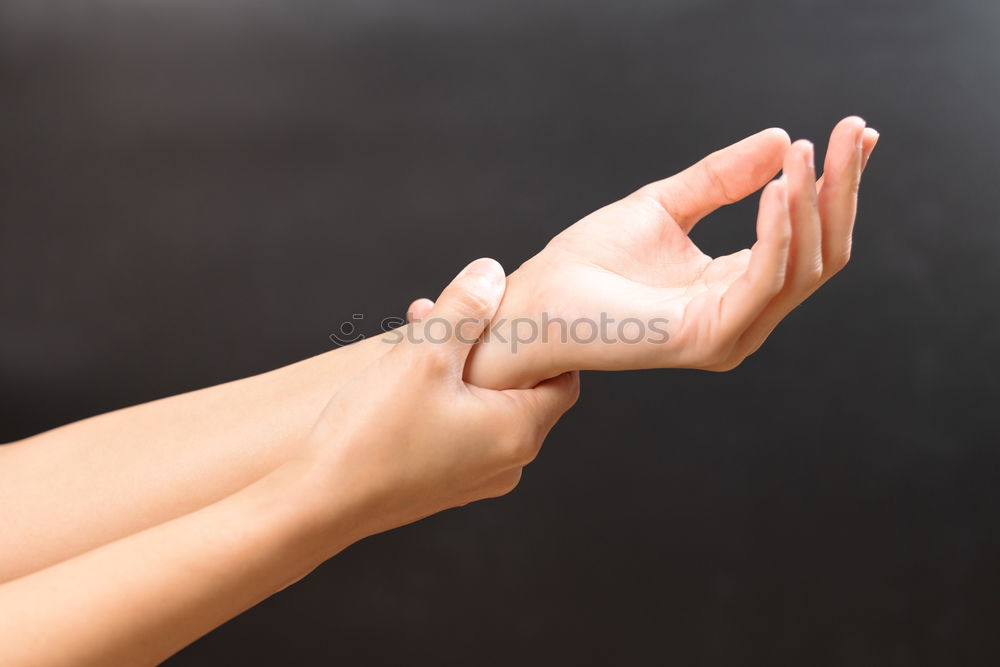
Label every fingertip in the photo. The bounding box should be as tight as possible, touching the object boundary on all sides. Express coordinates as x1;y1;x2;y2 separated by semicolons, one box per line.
862;127;880;153
760;126;792;148
406;298;435;322
840;115;867;130
797;138;815;164
754;128;792;166
822;118;867;175
449;256;507;314
784;139;815;174
860;128;879;171
458;257;506;284
420;257;508;360
836;116;867;150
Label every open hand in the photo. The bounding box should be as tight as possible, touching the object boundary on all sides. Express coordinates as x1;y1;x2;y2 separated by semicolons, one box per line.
410;117;878;388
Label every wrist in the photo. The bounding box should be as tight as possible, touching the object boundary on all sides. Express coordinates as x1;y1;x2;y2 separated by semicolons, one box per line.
463;259;566;389
249;458;368;570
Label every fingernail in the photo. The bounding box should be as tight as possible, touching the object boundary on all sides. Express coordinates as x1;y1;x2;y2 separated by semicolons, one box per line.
459;257;502;277
802;141;814;169
457;257;505;292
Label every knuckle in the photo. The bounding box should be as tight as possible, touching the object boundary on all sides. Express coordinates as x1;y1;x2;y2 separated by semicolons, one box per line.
705;343;741;372
708;357;741;372
791;264;823;290
620;190;670;224
831;247;852;272
702;157;738;204
803;263;824;284
708;343;732;366
501;427;543;466
408;344;450;376
481;469;522;499
629;188;666;213
767;273;787;297
454;316;486;345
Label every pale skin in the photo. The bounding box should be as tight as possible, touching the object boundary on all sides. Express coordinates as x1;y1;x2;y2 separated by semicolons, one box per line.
0;260;579;665
0;117;877;664
444;117;878;385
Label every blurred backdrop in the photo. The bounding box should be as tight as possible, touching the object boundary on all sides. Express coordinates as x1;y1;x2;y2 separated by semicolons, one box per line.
1;0;998;664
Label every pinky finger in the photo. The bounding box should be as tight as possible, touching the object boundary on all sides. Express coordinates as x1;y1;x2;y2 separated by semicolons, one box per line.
860;127;879;172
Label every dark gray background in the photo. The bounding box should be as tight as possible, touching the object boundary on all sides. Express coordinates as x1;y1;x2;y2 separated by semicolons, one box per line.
2;0;997;664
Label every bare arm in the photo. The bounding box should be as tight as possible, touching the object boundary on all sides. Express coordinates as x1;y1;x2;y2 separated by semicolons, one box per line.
0;462;335;666
0;118;878;583
0;259;578;666
0;334;390;582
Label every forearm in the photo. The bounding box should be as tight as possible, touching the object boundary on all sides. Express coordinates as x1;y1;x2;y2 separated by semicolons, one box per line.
0;253;588;584
0;283;552;585
0;333;389;582
0;460;347;667
0;256;575;666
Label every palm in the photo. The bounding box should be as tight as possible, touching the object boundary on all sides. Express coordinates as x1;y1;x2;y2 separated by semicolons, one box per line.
521;193;759;371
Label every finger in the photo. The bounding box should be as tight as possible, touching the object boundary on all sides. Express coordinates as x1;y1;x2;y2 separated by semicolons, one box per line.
784;139;824;292
480;371;580;465
715;177;792;342
406;298;434;322
727;158;835;362
817;125;878;191
731;294;792;361
500;371;581;433
732;122;877;361
860;127;879;172
817;116;866;276
414;258;506;366
638;127;790;233
724;143;821;359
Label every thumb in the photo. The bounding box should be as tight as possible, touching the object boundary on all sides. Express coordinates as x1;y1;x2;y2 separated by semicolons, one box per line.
416;257;506;364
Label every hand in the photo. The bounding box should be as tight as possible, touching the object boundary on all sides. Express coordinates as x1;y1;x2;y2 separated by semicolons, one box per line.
408;117;878;389
302;258;580;539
